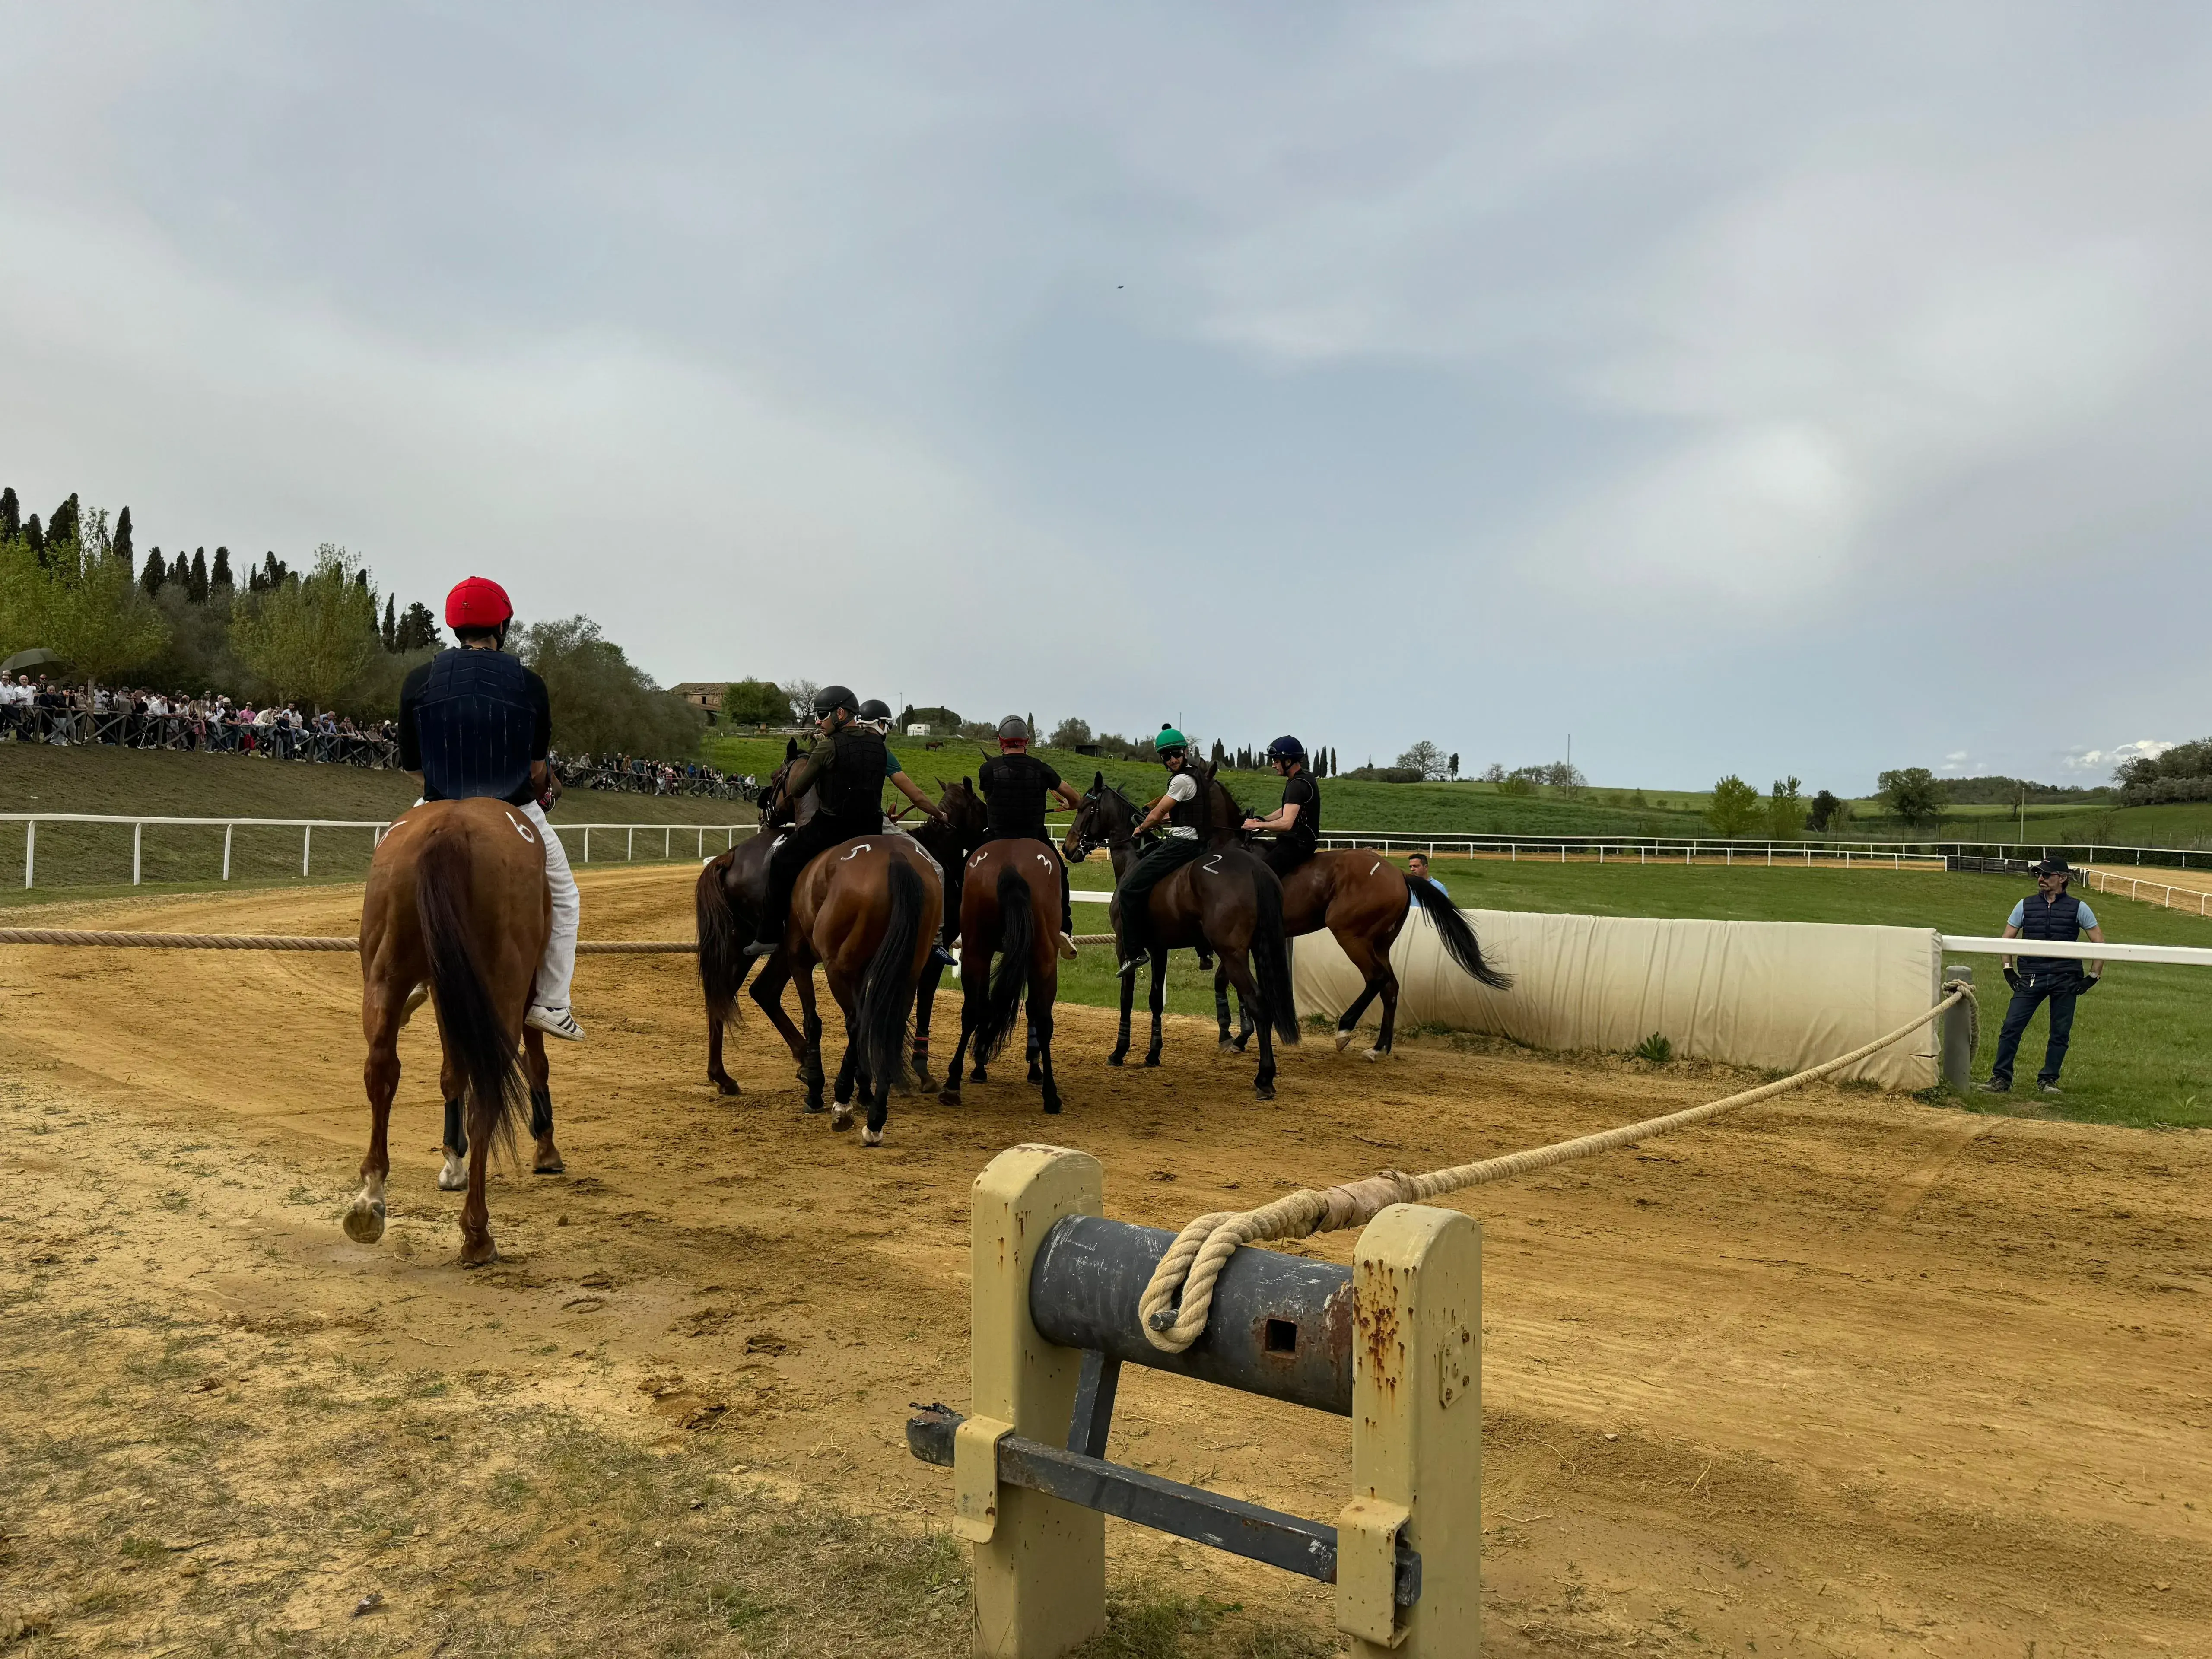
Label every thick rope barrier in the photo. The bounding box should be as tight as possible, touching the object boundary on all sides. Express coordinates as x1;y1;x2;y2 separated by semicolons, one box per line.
1136;980;1978;1353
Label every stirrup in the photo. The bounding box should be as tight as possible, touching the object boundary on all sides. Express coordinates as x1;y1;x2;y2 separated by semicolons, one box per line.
741;935;781;959
1117;954;1143;978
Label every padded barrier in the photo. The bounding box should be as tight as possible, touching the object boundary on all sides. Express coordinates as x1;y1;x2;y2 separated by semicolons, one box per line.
1292;908;1943;1090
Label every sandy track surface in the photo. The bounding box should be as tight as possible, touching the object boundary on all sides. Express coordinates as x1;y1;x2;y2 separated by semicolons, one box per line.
2;867;2208;1656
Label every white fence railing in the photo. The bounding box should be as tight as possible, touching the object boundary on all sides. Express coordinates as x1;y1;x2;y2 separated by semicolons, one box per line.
2078;865;2212;919
1;813;755;890
1311;830;2212;869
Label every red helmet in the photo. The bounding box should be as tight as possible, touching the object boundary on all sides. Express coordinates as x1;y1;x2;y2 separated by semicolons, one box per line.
444;576;514;631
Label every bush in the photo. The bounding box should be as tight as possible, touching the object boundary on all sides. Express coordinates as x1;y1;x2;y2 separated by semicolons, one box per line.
520;616;706;759
1766;776;1806;839
1634;1033;1674;1064
1343;765;1423;783
1049;716;1092;749
722;677;789;725
1706;775;1764;838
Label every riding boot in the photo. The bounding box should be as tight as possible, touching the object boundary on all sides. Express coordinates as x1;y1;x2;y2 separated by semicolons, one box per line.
1058;862;1078;958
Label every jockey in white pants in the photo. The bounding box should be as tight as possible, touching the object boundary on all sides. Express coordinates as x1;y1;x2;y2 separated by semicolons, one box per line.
397;575;585;1040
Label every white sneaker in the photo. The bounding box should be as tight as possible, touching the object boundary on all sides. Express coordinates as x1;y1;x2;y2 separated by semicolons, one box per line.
526;1004;585;1042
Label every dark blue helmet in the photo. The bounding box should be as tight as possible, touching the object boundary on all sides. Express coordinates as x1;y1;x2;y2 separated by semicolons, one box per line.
1267;735;1306;764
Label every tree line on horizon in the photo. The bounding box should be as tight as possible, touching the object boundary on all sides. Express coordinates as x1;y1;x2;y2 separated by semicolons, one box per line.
0;483;703;761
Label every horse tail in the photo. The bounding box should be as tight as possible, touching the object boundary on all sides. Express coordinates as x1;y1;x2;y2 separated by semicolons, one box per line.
973;863;1033;1064
856;856;926;1088
1408;874;1513;989
1250;865;1302;1046
415;828;526;1163
695;855;753;1027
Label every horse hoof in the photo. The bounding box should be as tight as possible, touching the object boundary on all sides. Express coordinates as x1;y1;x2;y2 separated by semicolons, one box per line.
1255;1084;1276;1101
459;1237;497;1268
937;1089;961;1107
1106;1054;1125;1068
1233;1039;1250;1054
1217;1039;1236;1054
830;1108;854;1132
532;1151;566;1176
713;1078;741;1098
1042;1099;1062;1116
437;1157;467;1193
861;1128;884;1147
1027;1064;1043;1084
1335;1029;1354;1053
1143;1055;1160;1069
340;1197;386;1245
1364;1048;1385;1063
971;1068;989;1084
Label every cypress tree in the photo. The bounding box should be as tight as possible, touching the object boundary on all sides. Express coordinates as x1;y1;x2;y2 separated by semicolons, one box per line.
188;547;209;602
0;486;18;539
142;548;167;595
170;551;190;587
46;493;79;551
24;514;43;559
114;505;134;565
211;547;233;590
381;595;397;651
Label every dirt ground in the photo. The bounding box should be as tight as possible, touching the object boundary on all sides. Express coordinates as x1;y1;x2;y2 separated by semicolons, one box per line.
2;866;2208;1657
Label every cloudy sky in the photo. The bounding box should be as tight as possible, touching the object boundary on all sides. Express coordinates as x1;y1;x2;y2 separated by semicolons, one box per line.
4;3;2206;791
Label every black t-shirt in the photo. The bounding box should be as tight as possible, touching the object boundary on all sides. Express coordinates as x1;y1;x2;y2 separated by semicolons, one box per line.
398;648;552;807
1280;772;1320;852
979;753;1061;840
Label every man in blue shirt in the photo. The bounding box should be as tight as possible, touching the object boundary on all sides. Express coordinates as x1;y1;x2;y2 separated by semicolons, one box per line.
1404;853;1449;905
1979;858;2106;1096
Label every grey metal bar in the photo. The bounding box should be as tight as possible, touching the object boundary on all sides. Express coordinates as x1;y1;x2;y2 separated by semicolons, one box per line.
1067;1350;1121;1459
1029;1215;1355;1416
906;1406;1420;1605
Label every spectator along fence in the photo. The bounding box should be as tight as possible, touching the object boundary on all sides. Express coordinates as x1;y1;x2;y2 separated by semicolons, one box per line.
4;813;757;891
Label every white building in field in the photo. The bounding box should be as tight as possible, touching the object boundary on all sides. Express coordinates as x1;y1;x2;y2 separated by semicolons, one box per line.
906;723;932;737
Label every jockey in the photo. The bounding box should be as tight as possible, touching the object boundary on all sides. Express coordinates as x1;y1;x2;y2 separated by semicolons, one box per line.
396;577;584;1041
1112;724;1210;976
976;716;1084;959
1241;735;1321;879
742;685;891;958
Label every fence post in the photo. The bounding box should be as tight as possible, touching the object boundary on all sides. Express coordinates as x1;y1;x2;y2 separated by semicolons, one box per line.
223;824;233;881
23;819;34;889
697;827;704;860
133;821;143;886
626;827;635;861
1941;966;1975;1092
665;826;672;860
1343;1205;1482;1657
967;1145;1106;1656
302;824;313;877
583;828;591;863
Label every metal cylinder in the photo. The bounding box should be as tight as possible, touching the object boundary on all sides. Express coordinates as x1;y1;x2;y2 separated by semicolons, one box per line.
1029;1215;1354;1415
1941;963;1976;1091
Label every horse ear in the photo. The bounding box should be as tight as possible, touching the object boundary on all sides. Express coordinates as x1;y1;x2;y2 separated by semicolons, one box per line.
1092;770;1104;790
785;737;798;760
963;775;973;791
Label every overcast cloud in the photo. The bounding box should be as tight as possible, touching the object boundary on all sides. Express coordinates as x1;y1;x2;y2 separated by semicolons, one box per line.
3;2;2206;791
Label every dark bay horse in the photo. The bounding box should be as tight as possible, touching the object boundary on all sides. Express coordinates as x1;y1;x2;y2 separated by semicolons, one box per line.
1196;772;1512;1058
350;796;563;1266
695;750;976;1093
1062;772;1299;1098
936;834;1065;1113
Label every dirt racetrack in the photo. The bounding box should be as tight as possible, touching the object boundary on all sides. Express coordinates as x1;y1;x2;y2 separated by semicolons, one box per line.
3;866;2209;1657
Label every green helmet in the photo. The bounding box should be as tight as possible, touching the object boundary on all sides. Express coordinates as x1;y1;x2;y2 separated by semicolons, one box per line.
1155;724;1188;756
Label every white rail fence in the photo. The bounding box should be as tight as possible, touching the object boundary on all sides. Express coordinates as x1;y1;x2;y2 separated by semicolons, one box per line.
1312;830;2212;870
2078;865;2212;920
2;813;756;890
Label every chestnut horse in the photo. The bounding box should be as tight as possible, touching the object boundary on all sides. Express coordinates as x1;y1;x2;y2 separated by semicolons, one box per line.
347;797;564;1266
1061;769;1299;1098
695;748;976;1093
935;835;1065;1113
1198;772;1513;1058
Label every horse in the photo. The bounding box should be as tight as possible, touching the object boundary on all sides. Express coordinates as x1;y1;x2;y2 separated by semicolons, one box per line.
1195;772;1513;1058
935;831;1067;1114
347;796;564;1266
1061;770;1299;1098
695;749;975;1094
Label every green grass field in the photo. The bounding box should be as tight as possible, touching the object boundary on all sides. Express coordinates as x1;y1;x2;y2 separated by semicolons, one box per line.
0;743;755;898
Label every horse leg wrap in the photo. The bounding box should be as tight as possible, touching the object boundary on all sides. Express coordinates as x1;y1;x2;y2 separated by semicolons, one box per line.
528;1085;553;1140
443;1098;468;1156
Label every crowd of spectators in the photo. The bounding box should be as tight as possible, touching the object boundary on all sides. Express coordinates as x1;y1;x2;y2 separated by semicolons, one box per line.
2;674;752;799
0;674;399;765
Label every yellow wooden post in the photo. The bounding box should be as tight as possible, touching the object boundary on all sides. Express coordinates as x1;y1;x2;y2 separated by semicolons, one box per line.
1341;1204;1481;1657
967;1144;1106;1658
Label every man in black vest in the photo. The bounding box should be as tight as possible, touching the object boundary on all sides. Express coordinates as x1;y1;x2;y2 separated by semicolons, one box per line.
1241;734;1321;879
397;576;584;1041
1113;724;1211;976
743;685;890;958
1980;858;2106;1095
977;716;1084;958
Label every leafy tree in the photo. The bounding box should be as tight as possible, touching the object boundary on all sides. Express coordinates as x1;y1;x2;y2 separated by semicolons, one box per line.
1448;752;1459;779
0;486;17;539
36;506;170;686
188;548;208;603
1706;775;1764;838
1481;762;1506;783
1396;739;1447;780
1807;789;1843;832
781;677;822;723
722;677;790;725
141;548;168;595
114;505;133;567
229;545;382;707
1766;776;1807;839
391;601;439;652
521;616;706;758
1876;767;1947;829
1049;716;1092;748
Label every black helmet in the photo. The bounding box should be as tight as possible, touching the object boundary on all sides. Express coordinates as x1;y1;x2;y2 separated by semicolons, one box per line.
858;699;892;722
812;685;856;719
996;715;1030;742
1267;735;1306;764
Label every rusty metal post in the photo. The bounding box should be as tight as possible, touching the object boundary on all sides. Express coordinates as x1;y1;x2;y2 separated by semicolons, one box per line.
967;1145;1106;1657
1342;1205;1481;1656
